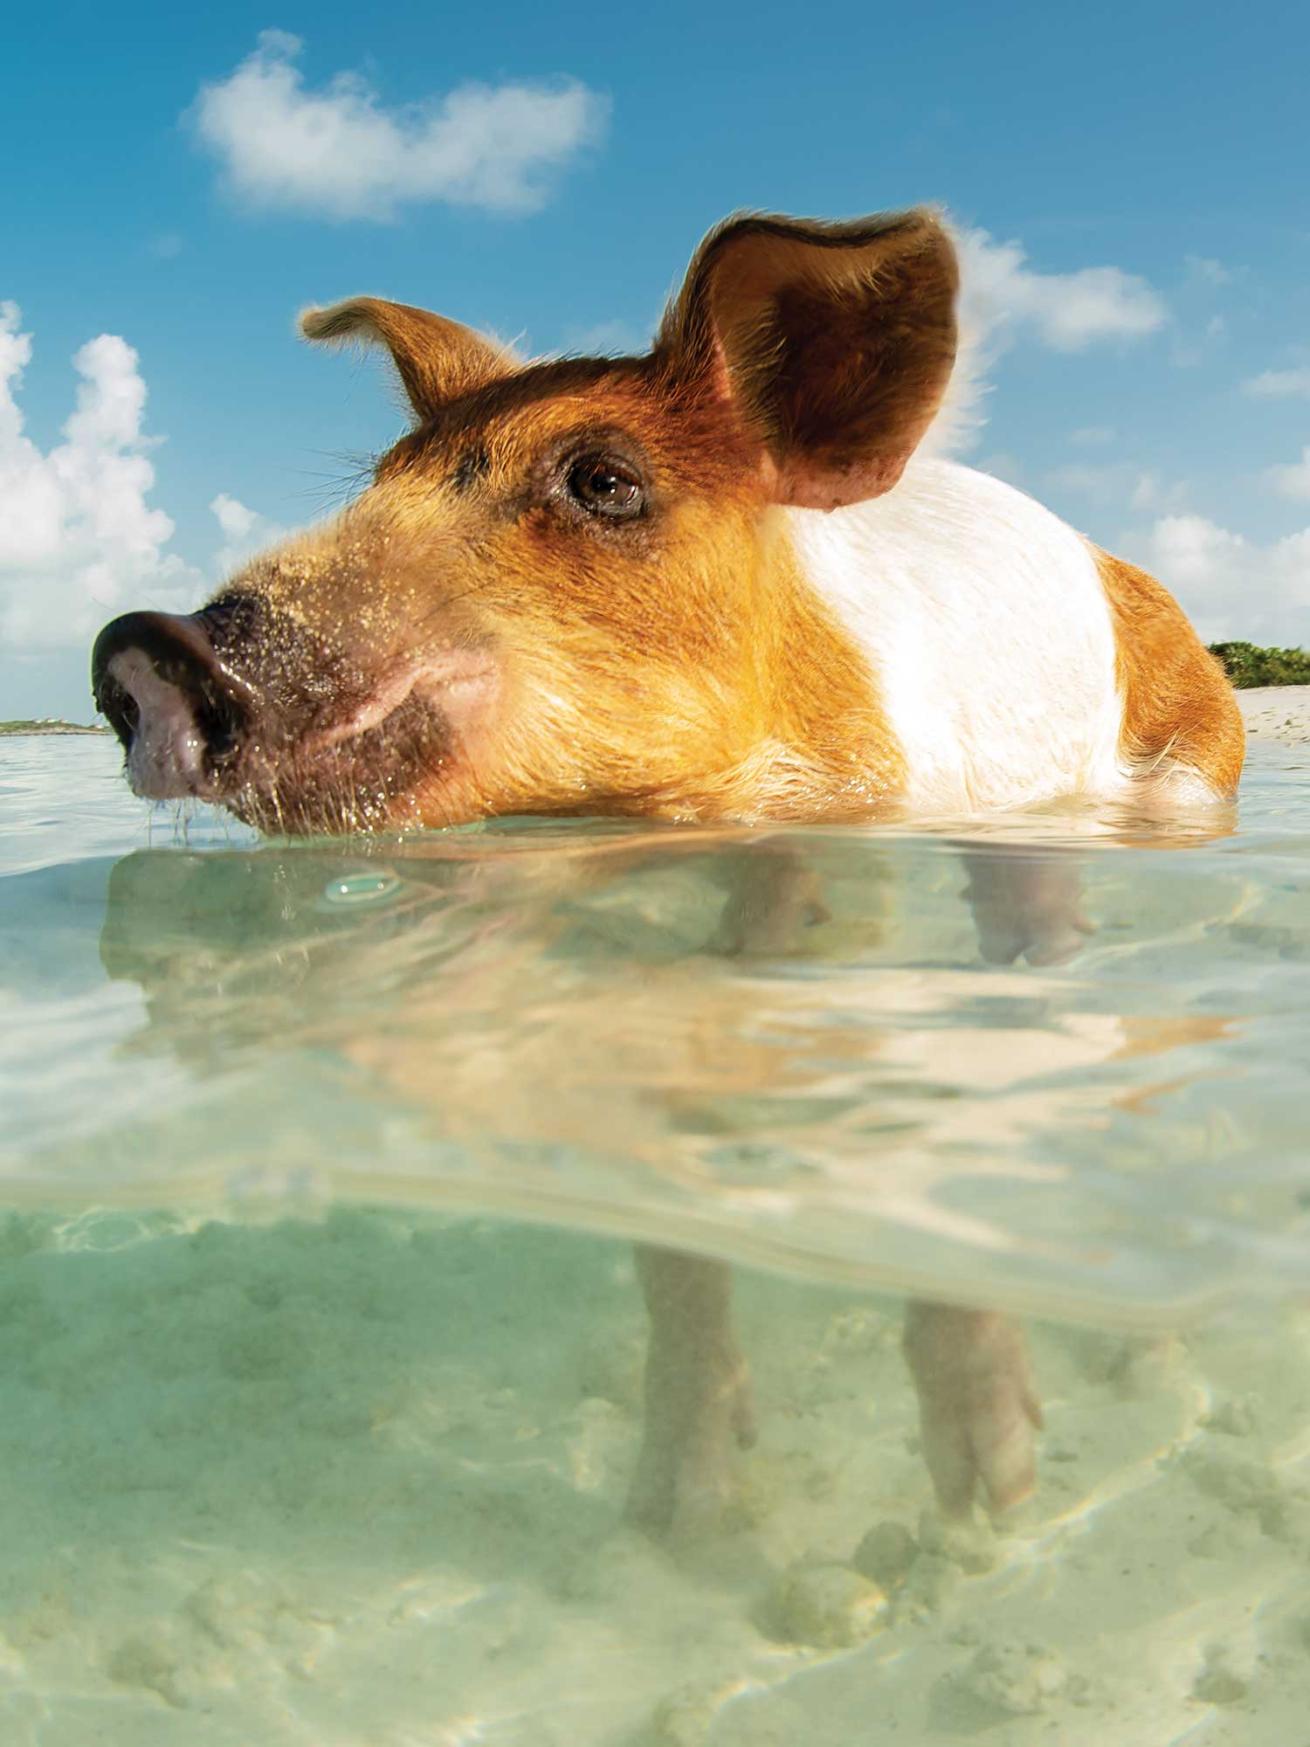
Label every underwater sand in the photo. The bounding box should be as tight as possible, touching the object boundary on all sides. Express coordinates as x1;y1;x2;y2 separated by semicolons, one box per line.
3;1210;1310;1746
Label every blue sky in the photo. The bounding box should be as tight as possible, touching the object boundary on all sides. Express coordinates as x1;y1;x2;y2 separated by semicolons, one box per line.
3;0;1307;718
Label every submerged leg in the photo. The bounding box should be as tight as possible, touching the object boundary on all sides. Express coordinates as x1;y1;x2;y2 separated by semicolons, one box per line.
710;839;833;958
961;850;1093;968
902;1301;1044;1518
626;1246;757;1536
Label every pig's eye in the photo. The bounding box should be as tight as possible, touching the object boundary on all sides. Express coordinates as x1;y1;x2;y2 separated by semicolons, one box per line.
566;454;646;520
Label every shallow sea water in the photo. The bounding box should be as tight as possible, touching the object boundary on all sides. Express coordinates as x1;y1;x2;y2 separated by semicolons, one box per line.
2;734;1310;1745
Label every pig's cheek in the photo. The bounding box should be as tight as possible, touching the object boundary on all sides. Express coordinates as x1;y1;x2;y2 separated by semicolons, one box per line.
419;656;502;740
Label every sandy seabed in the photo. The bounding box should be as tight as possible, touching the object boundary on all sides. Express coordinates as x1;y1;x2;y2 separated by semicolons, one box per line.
2;1207;1309;1747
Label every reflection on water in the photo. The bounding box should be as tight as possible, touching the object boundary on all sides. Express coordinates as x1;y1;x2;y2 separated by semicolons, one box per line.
2;734;1310;1743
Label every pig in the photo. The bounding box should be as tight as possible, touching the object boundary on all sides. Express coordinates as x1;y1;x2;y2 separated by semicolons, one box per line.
92;207;1244;1535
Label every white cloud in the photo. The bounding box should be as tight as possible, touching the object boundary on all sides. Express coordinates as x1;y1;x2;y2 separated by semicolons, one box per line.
957;229;1168;353
1265;445;1310;502
191;31;608;221
1184;255;1234;286
1048;463;1187;513
929;230;1166;458
977;451;1025;485
1141;513;1310;644
0;303;201;651
210;492;288;575
0;308;288;661
1245;366;1310;399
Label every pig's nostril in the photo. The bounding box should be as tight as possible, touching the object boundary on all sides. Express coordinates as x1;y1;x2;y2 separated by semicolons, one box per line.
91;609;253;795
96;670;140;749
198;692;243;770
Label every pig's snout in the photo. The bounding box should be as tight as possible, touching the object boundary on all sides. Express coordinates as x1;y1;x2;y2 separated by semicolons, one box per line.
92;610;252;800
92;595;477;832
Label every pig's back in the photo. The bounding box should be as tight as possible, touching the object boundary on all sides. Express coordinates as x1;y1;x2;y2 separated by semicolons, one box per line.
785;458;1127;813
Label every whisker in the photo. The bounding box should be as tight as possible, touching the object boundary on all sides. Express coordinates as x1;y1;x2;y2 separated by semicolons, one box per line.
282;451;382;516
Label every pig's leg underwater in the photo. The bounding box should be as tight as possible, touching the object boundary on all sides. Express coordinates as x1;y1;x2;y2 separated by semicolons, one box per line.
902;1302;1044;1516
629;1253;1043;1531
628;847;1076;1533
626;1246;757;1536
960;848;1094;968
901;849;1080;1511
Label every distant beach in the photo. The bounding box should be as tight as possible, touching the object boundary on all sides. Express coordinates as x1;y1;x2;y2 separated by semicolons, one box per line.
1236;685;1310;747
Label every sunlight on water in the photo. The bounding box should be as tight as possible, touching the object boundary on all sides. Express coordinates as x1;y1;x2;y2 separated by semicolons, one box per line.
2;733;1310;1744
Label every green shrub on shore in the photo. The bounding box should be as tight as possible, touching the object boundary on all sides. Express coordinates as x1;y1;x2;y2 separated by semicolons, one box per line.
0;719;107;736
1208;642;1310;688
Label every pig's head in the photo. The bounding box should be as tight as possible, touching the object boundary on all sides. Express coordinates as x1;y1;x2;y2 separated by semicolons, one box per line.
92;210;957;834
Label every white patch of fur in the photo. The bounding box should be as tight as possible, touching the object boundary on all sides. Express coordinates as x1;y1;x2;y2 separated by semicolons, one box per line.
786;459;1127;813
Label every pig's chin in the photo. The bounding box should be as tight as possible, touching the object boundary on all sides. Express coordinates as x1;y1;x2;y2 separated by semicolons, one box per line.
219;691;460;836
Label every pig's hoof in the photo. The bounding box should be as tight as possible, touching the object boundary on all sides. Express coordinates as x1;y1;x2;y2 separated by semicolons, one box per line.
711;854;832;959
973;902;1095;968
963;856;1094;968
903;1305;1043;1519
625;1362;757;1538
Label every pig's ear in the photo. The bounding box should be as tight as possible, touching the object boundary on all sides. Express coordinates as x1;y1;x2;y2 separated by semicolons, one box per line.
299;298;513;420
656;210;958;509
